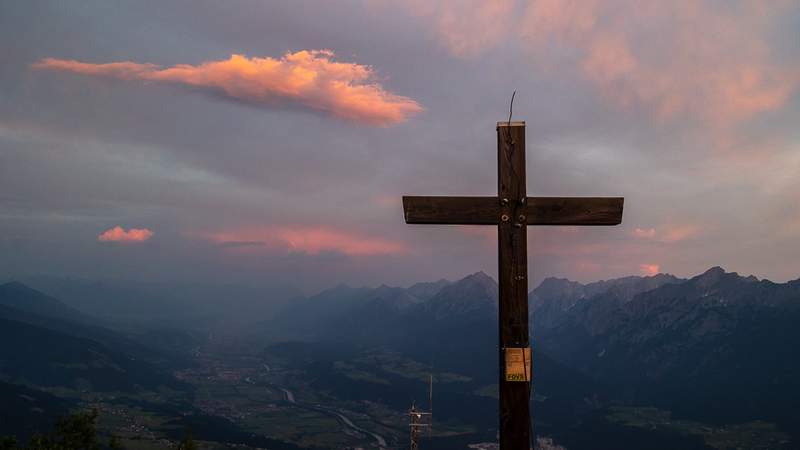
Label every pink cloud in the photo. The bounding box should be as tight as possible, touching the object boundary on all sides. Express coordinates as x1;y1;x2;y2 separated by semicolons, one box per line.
573;260;604;275
32;51;422;126
98;226;153;243
400;0;517;57
660;225;701;243
632;227;657;239
400;1;799;127
202;226;407;256
522;1;800;126
631;225;700;242
639;263;660;276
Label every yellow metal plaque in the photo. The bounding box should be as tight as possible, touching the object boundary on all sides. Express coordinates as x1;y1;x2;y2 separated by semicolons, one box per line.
504;347;531;382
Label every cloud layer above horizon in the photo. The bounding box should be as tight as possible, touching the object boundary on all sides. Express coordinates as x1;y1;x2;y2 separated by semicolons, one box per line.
396;0;800;129
2;0;800;292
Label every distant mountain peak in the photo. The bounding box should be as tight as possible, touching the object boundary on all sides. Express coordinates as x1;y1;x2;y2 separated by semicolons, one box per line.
691;266;730;288
422;271;499;318
537;277;585;292
407;279;451;301
703;266;726;276
466;271;494;282
459;271;498;293
540;276;578;285
648;273;679;281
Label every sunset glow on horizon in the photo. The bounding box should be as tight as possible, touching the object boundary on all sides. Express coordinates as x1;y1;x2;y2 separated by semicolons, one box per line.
3;1;800;289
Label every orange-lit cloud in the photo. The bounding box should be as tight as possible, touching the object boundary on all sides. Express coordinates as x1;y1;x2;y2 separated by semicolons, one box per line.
32;51;422;126
203;226;407;256
639;263;660;276
98;226;153;243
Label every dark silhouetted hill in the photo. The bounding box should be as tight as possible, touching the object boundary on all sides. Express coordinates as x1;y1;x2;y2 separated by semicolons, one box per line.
0;282;87;323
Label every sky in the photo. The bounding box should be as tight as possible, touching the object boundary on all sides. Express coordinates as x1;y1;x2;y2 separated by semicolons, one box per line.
2;1;800;293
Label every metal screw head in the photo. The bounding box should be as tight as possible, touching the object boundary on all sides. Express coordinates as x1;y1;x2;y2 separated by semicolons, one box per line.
518;214;526;222
519;197;526;205
501;198;510;206
501;214;510;222
514;222;522;228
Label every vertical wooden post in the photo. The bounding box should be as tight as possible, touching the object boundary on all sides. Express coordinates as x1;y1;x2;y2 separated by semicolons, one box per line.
497;121;531;449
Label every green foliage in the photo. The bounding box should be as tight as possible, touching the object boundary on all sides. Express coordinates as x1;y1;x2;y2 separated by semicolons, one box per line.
0;409;125;450
107;436;123;450
52;409;100;450
0;437;18;450
174;429;196;450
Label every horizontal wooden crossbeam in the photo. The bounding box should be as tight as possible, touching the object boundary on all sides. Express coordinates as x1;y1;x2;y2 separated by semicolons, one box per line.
402;196;624;226
526;197;624;225
403;196;499;224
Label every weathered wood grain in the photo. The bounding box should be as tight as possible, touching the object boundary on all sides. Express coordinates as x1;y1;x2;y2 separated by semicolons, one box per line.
403;196;623;226
496;122;531;448
402;196;500;225
527;197;624;225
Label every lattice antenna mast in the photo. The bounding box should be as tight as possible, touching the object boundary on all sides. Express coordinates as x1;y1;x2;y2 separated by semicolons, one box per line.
428;374;433;438
408;375;433;449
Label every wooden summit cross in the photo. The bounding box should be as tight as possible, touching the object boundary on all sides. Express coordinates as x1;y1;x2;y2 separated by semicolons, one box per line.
402;121;623;449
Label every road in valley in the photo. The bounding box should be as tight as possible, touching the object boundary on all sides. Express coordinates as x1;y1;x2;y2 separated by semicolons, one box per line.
279;386;388;449
280;387;295;404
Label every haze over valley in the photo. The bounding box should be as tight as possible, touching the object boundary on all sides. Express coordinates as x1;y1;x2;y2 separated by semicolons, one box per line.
1;267;798;449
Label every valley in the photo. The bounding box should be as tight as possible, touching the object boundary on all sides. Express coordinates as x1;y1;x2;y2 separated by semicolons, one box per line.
2;267;800;449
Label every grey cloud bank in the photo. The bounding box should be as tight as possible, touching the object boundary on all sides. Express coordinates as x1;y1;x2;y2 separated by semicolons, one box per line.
2;1;800;294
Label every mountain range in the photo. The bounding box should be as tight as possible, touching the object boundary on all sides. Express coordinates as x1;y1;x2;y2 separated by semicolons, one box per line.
0;281;188;394
2;266;799;449
0;280;312;448
268;266;800;449
532;267;800;429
